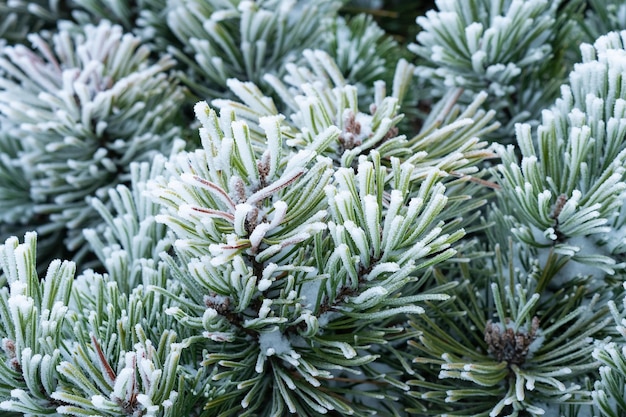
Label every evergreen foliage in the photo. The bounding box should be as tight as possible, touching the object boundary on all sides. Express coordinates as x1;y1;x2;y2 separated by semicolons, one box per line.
165;0;342;100
583;0;626;42
410;0;579;134
593;283;626;417
0;20;186;263
1;1;626;416
0;0;69;44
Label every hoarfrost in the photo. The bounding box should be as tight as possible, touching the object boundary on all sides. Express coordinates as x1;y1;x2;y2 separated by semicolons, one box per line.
352;286;387;305
258;329;292;357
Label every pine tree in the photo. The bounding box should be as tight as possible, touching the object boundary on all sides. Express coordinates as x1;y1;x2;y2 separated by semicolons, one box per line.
1;1;626;416
0;20;186;264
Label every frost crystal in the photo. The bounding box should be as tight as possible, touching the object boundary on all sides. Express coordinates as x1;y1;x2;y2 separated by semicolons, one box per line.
258;330;292;357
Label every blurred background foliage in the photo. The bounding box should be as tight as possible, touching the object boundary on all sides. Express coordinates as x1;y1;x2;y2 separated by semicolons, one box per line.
343;0;435;46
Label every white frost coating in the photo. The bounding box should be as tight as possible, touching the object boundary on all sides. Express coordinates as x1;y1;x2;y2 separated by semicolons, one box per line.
258;278;272;291
205;292;229;306
179;173;234;210
365;262;400;281
177;204;196;220
139;357;156;382
247;169;304;205
269;200;288;227
232;120;258;182
8;281;26;296
13;244;30;286
294;94;319;112
203;331;234;342
211;9;239;21
336;243;358;283
438;370;452;380
352;286;387;305
354;112;373;143
465;22;484;53
203;308;218;320
137;394;158;413
363;195;380;246
258;299;272;318
460;371;472;381
332;190;355;222
164;307;182;316
284;149;314;173
8;293;33;317
258;115;284;179
334;341;357;359
193;101;211;128
386;189;404;219
544;227;557;241
249;223;271;252
528;332;545;358
233;203;255;236
258;329;292;357
604;48;626;69
112;367;135;401
344;221;369;262
91;395;107;408
262;263;279;281
557;190;581;220
255;352;266;374
163;390;178;408
516;374;525;401
210;244;242;269
537;189;551;211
